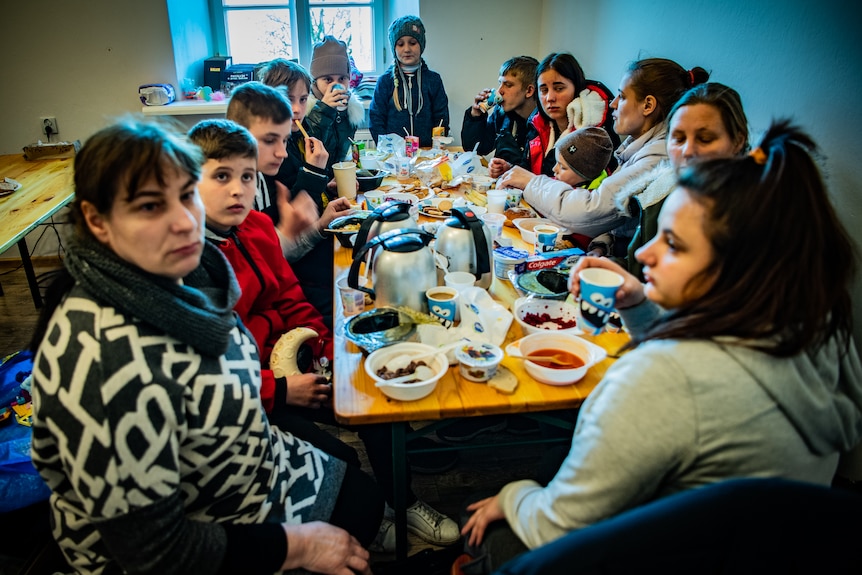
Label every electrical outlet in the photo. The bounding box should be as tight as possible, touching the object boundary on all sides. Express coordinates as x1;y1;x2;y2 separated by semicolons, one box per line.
41;117;58;136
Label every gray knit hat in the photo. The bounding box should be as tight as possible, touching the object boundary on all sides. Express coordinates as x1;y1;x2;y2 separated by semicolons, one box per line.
556;127;614;182
310;36;349;80
388;15;426;56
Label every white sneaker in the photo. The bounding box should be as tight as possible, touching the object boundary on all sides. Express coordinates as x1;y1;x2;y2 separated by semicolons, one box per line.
404;500;460;545
369;518;397;553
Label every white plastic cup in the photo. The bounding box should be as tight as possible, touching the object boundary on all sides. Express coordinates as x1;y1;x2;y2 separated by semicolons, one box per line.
480;212;506;240
486;189;507;214
332;161;357;199
336;275;366;315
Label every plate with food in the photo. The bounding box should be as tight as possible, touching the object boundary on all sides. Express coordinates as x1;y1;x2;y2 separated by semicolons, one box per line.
419;197;488;219
0;177;22;198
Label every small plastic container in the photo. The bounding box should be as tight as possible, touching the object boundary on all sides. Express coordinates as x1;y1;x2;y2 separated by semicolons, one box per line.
455;342;504;382
493;246;529;280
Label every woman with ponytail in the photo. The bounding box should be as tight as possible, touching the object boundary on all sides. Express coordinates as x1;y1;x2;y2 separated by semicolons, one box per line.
499;57;709;251
459;121;862;572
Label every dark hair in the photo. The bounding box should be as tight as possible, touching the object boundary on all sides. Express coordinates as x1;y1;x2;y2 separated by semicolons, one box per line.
226;81;292;128
258;58;313;93
668;82;750;153
499;55;539;90
636;120;857;357
535;53;587;124
188;119;258;161
625;58;710;127
29;117;204;351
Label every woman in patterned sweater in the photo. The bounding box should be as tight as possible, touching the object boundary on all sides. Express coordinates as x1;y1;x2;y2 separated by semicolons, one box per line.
28;118;381;575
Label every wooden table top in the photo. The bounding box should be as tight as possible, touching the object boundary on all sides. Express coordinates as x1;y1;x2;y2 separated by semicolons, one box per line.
331;189;629;425
0;154;75;254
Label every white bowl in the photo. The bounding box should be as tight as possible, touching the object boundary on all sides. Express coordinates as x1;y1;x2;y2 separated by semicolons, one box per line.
365;342;448;401
506;332;606;386
513;297;581;335
513;217;553;244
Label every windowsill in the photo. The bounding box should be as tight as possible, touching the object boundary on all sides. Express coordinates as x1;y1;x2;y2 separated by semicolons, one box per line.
140;99;227;116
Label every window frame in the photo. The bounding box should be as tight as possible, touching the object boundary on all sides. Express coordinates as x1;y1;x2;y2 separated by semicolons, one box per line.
208;0;385;74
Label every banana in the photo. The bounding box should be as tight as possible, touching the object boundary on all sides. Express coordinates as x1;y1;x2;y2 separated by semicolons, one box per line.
270;327;319;377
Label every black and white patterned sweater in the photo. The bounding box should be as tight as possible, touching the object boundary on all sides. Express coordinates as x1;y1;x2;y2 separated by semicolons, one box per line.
31;286;345;574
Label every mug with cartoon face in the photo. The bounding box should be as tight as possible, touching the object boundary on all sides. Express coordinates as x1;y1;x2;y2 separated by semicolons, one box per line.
425;286;459;325
576;268;624;335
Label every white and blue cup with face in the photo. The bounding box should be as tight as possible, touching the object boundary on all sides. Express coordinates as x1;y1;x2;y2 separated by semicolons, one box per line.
576;268;624;335
533;224;559;254
425;286;459;325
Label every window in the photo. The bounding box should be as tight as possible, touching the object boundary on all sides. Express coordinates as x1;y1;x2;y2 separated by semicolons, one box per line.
210;0;383;73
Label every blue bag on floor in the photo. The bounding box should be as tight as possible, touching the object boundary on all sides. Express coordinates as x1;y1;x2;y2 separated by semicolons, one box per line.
0;350;51;512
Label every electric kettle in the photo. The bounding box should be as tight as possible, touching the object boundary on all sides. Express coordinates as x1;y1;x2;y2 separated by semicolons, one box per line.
348;228;437;312
434;207;494;289
352;200;418;257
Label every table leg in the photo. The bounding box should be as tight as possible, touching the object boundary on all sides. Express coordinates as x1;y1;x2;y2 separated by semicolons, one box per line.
17;237;42;308
391;422;409;560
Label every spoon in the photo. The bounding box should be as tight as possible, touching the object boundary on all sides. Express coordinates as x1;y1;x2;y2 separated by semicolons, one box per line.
508;353;577;367
385;340;466;372
376;365;436;387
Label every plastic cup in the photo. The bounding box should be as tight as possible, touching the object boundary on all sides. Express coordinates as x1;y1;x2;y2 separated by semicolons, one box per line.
333;161;357;199
364;190;385;210
480;212;506;240
425;286;459;324
486;189;507;214
576;268;624;335
336;275;366;316
444;271;476;292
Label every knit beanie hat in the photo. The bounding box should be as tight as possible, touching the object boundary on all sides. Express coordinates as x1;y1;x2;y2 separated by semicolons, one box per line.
388;15;426;56
556;127;614;182
310;36;349;80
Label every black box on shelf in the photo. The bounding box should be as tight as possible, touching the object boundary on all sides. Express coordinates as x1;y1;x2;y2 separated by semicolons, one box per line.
221;64;257;95
204;56;232;90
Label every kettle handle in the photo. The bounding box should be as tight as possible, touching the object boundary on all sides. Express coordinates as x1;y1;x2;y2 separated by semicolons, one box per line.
352;200;414;258
450;207;492;279
348;234;384;300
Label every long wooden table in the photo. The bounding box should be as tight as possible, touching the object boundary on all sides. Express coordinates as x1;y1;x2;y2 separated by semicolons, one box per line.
332;191;628;558
0;154;75;307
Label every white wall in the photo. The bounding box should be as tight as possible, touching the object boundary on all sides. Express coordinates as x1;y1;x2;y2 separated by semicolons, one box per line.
2;0;861;347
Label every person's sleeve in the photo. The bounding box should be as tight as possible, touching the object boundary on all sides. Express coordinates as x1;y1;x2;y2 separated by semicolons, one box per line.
369;75;389;143
461;107;496;156
618;299;664;337
498;345;696;549
522;175;622;238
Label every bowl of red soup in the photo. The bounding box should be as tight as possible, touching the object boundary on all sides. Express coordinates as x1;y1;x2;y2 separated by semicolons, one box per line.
506;332;607;385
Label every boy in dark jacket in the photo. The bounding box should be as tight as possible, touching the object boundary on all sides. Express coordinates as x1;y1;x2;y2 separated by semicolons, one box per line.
461;56;539;166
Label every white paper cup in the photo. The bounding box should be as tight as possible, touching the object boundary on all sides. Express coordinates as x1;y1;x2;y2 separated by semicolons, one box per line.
444;271;477;292
486;189;507;214
336;275;366;315
364;190;385;209
533;224;560;254
333;161;357;199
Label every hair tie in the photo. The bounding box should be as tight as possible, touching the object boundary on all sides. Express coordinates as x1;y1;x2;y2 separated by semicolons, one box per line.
688;69;696;87
749;147;767;165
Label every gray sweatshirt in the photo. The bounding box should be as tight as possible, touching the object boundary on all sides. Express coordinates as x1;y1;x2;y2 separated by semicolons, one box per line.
499;301;862;549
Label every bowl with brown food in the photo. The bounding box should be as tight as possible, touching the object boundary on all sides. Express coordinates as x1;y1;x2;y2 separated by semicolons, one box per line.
364;342;448;401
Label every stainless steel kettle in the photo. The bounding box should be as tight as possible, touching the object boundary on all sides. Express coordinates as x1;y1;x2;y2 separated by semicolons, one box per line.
434;207;494;288
352;200;418;257
348;228;437;312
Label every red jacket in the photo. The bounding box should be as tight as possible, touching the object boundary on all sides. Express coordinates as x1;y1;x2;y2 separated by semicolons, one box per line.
208;210;333;412
527;113;554;176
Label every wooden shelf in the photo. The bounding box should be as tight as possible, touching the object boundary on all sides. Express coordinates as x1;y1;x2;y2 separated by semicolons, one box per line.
140;99;227;116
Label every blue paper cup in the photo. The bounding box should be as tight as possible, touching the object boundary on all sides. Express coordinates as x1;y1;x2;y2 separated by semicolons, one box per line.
426;286;459;325
577;268;624;335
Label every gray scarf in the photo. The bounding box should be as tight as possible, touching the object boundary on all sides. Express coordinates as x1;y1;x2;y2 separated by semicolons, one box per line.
64;233;241;357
